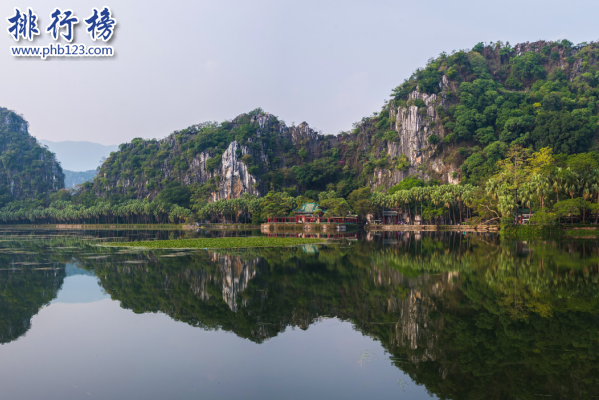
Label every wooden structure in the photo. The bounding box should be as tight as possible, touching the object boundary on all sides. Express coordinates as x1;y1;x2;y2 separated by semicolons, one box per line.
267;216;361;224
267;202;361;225
382;211;399;224
516;209;534;224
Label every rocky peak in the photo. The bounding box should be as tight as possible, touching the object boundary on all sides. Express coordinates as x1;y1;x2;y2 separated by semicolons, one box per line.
371;86;458;190
211;141;259;201
251;112;276;129
0;107;28;134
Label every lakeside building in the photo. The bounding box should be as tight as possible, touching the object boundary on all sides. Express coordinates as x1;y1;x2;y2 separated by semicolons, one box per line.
267;202;361;225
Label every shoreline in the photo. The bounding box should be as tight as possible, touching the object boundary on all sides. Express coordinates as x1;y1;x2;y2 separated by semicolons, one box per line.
0;223;261;231
364;224;500;232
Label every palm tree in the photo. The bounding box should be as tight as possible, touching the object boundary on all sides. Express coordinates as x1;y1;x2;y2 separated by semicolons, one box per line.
529;173;551;211
442;192;454;224
430;189;442;225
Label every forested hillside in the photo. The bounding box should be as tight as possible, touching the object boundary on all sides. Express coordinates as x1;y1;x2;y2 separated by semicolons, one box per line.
389;39;599;185
2;39;599;226
86;39;599;204
0;108;64;206
88;112;343;202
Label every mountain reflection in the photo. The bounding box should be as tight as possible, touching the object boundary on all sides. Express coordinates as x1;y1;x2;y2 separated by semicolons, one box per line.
0;268;65;344
0;231;598;399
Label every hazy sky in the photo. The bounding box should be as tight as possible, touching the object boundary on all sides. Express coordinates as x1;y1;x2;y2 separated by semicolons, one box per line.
1;0;599;145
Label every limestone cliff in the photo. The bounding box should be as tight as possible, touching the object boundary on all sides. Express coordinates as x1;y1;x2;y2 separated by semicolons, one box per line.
183;141;260;202
370;77;460;190
90;39;599;199
92;110;333;202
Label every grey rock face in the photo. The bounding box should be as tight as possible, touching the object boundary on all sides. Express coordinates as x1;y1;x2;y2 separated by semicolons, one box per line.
371;88;447;190
108;111;331;202
211;141;260;202
371;81;461;190
203;116;325;201
184;141;260;201
393;91;443;166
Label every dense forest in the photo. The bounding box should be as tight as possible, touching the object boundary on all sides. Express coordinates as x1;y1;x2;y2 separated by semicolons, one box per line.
3;39;599;225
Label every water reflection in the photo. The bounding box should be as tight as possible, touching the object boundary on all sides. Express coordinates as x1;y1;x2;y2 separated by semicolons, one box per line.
0;267;64;344
0;230;598;399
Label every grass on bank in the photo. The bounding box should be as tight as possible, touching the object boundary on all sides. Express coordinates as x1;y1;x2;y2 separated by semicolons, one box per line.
104;236;326;249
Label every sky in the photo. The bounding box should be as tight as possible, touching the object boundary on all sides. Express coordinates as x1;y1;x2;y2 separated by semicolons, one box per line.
1;0;599;145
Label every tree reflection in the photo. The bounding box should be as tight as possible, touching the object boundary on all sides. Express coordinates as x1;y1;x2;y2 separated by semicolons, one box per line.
0;231;597;398
85;233;599;399
0;268;65;344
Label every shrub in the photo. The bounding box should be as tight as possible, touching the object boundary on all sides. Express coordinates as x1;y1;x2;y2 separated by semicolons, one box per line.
206;154;222;171
240;154;254;165
396;154;411;171
551;52;560;61
428;134;440;144
472;42;484;53
385;131;399;142
443;133;455;143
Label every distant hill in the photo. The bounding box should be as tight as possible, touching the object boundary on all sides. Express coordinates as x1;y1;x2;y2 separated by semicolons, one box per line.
38;140;118;171
64;170;98;189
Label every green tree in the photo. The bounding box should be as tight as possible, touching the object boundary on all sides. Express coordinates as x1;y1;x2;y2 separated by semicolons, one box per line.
319;198;352;217
347;188;373;217
260;191;295;220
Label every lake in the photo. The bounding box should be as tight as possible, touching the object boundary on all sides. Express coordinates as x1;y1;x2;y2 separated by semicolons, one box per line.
0;229;597;399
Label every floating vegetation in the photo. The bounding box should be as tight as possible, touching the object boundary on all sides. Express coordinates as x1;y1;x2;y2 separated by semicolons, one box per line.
397;378;407;391
357;350;377;367
105;237;325;249
159;252;192;257
11;262;49;266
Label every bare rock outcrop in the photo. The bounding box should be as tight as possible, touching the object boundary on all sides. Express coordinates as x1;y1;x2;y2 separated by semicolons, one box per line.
210;141;260;202
370;76;461;190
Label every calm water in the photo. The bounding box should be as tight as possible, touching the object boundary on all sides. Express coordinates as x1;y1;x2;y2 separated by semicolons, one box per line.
0;229;597;400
